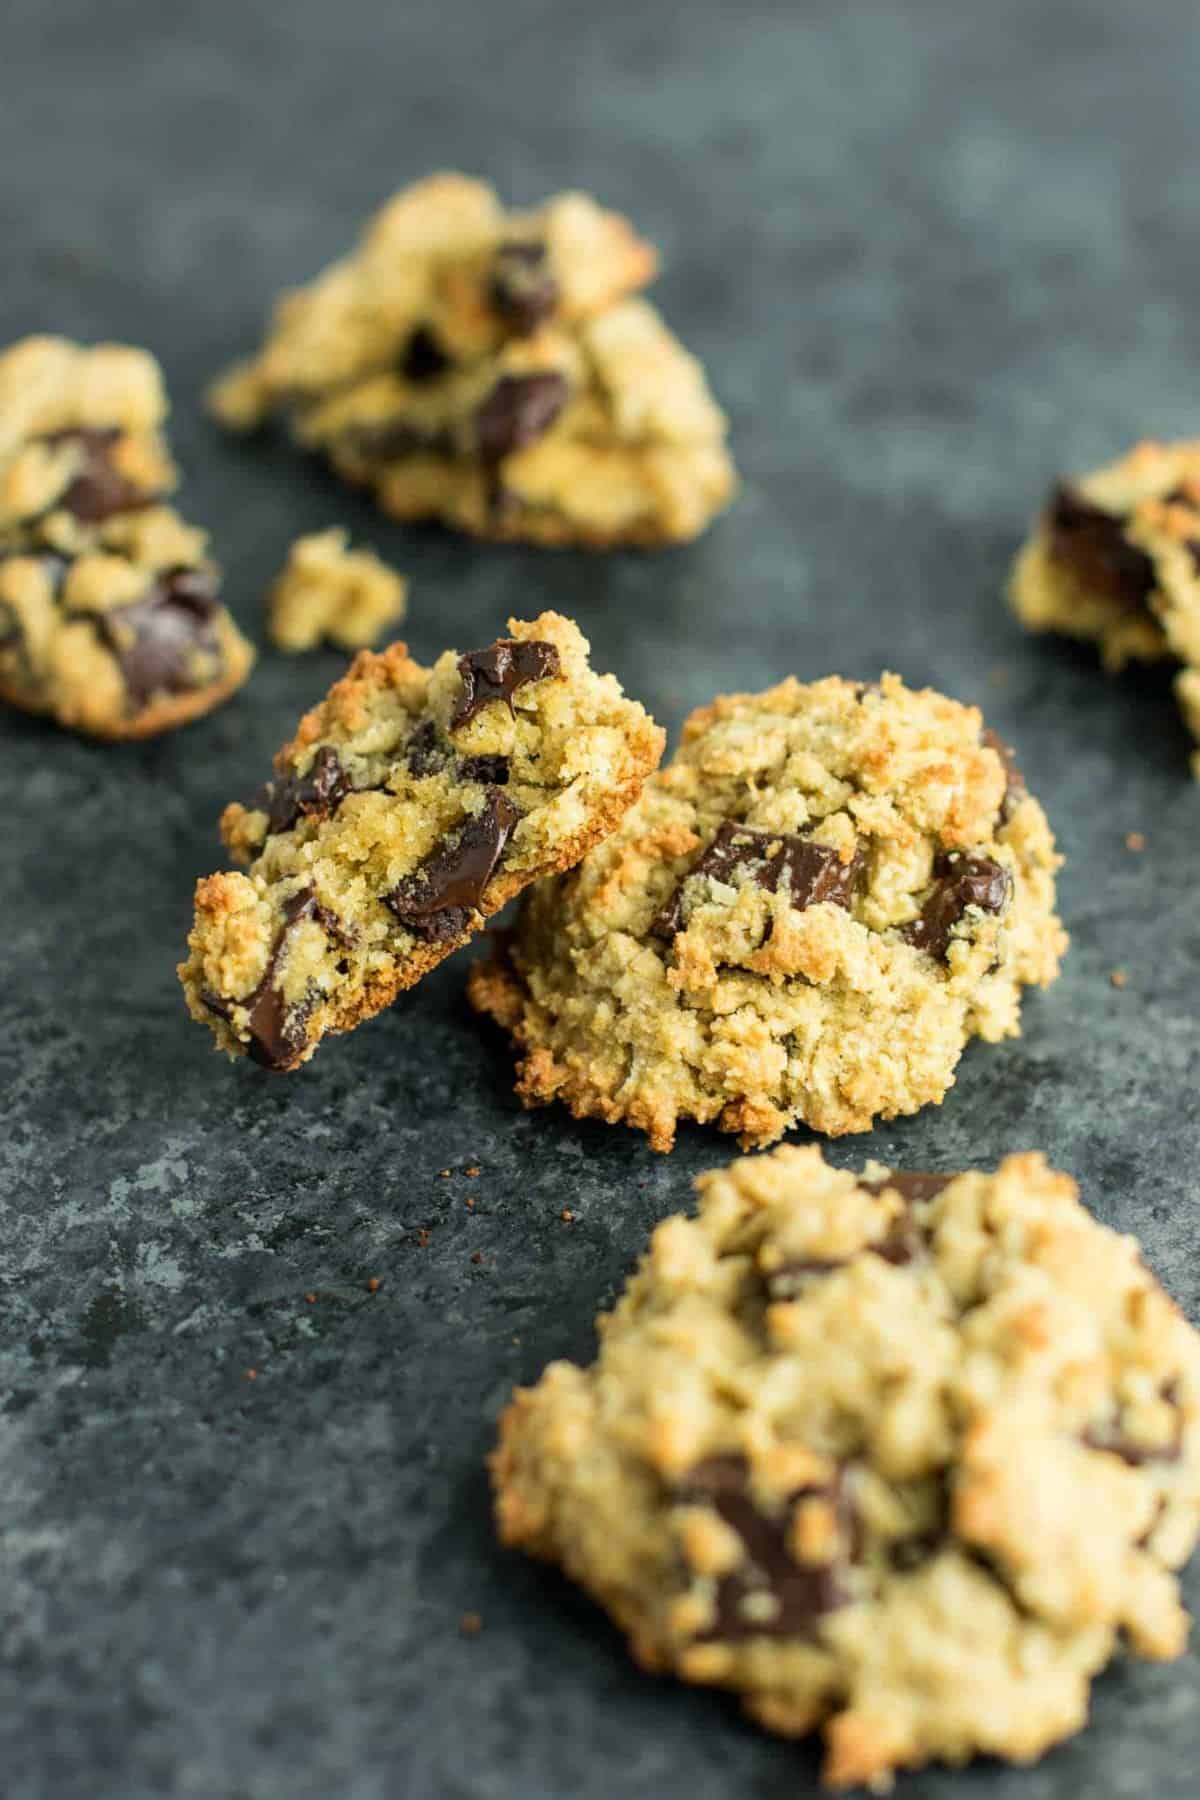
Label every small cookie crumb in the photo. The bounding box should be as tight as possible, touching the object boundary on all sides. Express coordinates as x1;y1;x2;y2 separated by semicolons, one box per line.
1110;968;1128;988
1125;832;1146;852
245;1368;257;1381
459;1611;483;1637
365;1276;381;1293
268;527;407;653
465;1166;481;1178
416;1229;430;1249
304;1293;316;1304
438;1169;452;1179
465;1196;476;1210
471;1251;485;1265
560;1208;574;1222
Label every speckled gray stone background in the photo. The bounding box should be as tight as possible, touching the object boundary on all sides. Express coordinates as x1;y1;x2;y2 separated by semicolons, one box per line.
2;2;1198;1795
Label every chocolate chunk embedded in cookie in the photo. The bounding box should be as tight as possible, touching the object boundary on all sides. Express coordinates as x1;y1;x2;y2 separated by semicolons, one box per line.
470;671;1066;1148
180;611;663;1069
492;1145;1200;1789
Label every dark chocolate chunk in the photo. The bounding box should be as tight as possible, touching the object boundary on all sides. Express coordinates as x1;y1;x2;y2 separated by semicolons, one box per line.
678;1455;853;1641
980;728;1027;823
765;1173;952;1296
860;1172;954;1206
97;565;222;710
1047;483;1156;612
451;636;561;730
385;789;520;943
489;240;559;336
256;745;354;837
1083;1380;1184;1467
901;851;1011;962
473;371;569;464
41;427;158;523
652;821;863;941
201;888;333;1070
400;325;451;383
403;719;511;786
456;752;511;785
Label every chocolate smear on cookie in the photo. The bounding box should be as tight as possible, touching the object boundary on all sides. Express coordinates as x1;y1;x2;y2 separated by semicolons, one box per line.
489;241;559;336
98;566;222;710
256;745;354;837
202;888;344;1070
451;636;561;729
1047;484;1156;612
652;821;863;941
386;789;520;943
473;371;569;464
43;427;160;523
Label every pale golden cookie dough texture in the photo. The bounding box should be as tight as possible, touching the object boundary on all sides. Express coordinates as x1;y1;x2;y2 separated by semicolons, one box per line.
470;673;1066;1149
180;611;664;1070
210;173;736;547
1011;439;1200;777
0;335;254;738
493;1146;1200;1789
268;527;407;653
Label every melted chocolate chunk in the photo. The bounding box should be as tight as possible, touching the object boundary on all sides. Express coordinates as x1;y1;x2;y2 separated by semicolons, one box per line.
901;852;1011;962
400;325;451;383
97;566;222;709
489;241;559;336
473;371;569;464
451;636;561;730
457;752;511;785
860;1172;954;1206
256;745;354;837
652;821;863;941
1083;1381;1184;1467
765;1173;952;1296
42;427;158;523
385;789;520;943
980;728;1027;823
1047;484;1156;612
679;1455;853;1641
201;888;340;1070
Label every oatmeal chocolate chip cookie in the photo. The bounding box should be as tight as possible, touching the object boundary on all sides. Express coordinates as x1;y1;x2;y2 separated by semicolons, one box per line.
469;673;1066;1148
0;336;254;737
209;173;735;547
493;1146;1200;1789
1011;441;1200;775
268;527;407;653
179;611;663;1069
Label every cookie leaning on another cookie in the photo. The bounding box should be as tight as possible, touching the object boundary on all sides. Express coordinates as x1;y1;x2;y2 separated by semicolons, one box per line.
493;1145;1200;1789
180;611;664;1069
210;173;736;548
0;335;254;738
469;672;1066;1148
1011;441;1200;777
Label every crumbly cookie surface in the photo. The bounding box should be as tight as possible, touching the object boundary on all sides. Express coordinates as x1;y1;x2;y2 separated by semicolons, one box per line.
210;174;735;547
179;611;664;1069
469;673;1066;1149
268;527;407;652
493;1146;1200;1789
0;336;254;738
1010;440;1200;773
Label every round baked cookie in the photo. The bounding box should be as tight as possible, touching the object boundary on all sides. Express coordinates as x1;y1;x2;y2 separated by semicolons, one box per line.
493;1147;1200;1789
469;673;1067;1148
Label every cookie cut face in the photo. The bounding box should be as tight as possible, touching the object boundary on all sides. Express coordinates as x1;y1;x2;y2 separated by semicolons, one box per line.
492;1146;1200;1789
469;672;1067;1148
179;611;664;1069
268;528;407;653
209;174;735;547
0;336;254;738
1011;441;1200;776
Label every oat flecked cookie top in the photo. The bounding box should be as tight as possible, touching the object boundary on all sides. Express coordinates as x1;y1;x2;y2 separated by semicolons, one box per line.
493;1146;1200;1789
180;611;663;1069
210;173;735;547
1010;440;1200;777
469;673;1066;1148
0;335;254;738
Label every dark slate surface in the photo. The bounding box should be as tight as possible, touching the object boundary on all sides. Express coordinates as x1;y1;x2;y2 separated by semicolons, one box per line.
2;3;1198;1795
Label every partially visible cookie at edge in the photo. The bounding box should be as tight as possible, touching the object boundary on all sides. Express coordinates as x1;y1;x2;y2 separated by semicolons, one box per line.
0;335;254;738
179;610;664;1069
469;671;1067;1149
268;527;407;653
1010;440;1200;774
492;1145;1200;1789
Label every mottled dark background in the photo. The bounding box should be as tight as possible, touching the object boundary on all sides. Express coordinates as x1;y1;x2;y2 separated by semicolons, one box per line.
2;3;1199;1796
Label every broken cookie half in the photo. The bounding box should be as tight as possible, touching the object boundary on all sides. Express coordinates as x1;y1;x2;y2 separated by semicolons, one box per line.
0;335;254;738
179;611;663;1069
1011;440;1200;776
210;173;735;547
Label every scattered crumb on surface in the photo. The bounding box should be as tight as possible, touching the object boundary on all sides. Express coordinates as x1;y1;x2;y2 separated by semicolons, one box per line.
459;1612;483;1637
1125;832;1146;852
366;1277;381;1293
304;1293;316;1304
245;1368;257;1381
560;1208;574;1222
416;1229;430;1249
465;1196;476;1210
465;1166;481;1178
471;1251;484;1265
1111;969;1128;988
438;1169;451;1178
